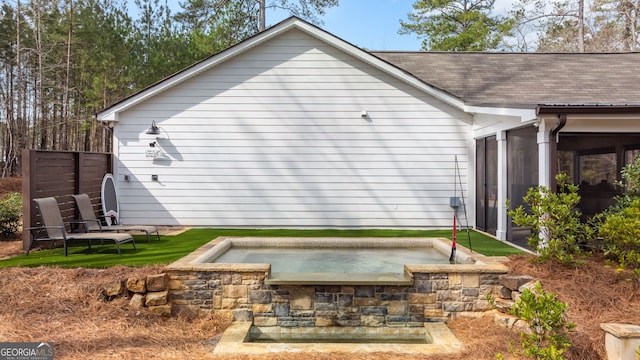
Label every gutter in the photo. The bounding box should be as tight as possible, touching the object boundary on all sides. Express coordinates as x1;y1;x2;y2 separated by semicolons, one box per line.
546;113;567;189
537;104;640;114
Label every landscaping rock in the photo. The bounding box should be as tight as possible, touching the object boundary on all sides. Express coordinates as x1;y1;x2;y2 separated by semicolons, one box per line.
493;298;515;313
103;280;124;297
472;299;492;311
129;293;146;309
126;277;146;293
494;311;519;329
145;291;168;306
513;319;532;334
499;286;513;299
148;305;171;317
511;291;522;302
498;274;534;291
146;273;167;292
518;280;538;293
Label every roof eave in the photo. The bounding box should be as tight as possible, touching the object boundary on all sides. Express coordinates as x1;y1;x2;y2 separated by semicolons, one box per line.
464;104;640;121
465;105;538;122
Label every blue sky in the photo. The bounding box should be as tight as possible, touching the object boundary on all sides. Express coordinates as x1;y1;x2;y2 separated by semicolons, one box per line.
268;0;423;51
144;0;514;52
265;0;515;51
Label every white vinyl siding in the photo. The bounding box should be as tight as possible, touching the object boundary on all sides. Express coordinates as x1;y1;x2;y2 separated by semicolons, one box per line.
114;29;471;228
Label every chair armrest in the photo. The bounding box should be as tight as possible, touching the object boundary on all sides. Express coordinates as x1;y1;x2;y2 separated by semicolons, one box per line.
97;215;118;226
25;226;65;240
25;226;46;238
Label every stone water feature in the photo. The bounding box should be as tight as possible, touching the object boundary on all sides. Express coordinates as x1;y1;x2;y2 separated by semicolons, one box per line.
165;237;508;322
164;237;509;355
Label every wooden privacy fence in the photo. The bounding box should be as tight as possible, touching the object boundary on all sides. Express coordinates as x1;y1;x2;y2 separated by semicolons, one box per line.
21;150;113;250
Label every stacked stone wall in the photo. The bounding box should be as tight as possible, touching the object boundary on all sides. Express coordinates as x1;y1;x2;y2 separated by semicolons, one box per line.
166;269;503;326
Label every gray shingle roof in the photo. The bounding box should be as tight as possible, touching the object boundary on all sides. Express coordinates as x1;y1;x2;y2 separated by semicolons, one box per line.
371;52;640;108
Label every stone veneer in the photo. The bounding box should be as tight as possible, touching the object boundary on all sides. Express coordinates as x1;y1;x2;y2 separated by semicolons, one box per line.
165;237;509;326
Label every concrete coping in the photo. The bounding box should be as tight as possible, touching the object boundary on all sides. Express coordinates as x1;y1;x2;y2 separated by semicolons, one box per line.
601;323;640;338
166;237;509;282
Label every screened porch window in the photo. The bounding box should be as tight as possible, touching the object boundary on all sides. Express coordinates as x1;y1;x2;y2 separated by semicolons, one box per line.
506;127;538;247
558;134;640;218
578;151;617;191
626;148;640;165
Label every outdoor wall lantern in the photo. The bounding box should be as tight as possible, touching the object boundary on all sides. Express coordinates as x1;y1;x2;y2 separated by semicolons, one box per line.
145;121;161;135
144;121;169;159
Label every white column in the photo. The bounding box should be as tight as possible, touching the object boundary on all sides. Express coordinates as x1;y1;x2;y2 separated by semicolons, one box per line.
496;131;508;241
537;120;552;249
537;120;551;188
466;136;476;230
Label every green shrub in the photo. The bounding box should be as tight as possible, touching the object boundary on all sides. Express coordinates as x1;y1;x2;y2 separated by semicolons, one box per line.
508;282;574;360
598;156;640;276
621;156;640;195
507;174;590;265
0;192;22;239
599;198;640;274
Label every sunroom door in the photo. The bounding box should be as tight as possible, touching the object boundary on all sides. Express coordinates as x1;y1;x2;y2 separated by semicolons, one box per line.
476;136;498;235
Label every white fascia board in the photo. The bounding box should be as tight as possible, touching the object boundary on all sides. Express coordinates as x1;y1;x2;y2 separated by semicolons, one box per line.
465;105;537;122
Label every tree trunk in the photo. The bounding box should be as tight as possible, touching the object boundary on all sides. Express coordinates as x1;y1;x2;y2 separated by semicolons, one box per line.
259;0;266;31
35;0;44;150
12;0;22;176
61;0;73;150
578;0;585;52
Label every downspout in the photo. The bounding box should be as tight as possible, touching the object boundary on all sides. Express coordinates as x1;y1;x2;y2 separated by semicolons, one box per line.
551;113;567;139
549;114;567;189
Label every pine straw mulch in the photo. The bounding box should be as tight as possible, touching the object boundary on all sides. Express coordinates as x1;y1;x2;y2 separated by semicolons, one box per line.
0;265;232;359
507;254;640;360
0;176;21;195
0;252;637;359
0;238;23;259
0;259;519;360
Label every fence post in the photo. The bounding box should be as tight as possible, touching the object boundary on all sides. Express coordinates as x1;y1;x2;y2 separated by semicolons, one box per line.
21;150;36;250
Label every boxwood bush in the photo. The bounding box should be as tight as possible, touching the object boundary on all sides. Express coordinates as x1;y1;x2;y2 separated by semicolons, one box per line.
0;192;22;239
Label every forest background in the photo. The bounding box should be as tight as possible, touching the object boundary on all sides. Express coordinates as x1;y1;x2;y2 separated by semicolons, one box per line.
0;0;638;177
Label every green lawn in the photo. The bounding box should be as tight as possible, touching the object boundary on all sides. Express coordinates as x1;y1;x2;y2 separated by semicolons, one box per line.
0;228;525;268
